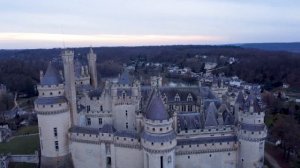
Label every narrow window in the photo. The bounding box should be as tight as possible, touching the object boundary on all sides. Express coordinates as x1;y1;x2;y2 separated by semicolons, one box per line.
160;156;163;168
55;141;59;151
100;105;103;111
87;118;91;125
126;122;128;129
99;118;102;125
87;105;90;112
53;127;57;137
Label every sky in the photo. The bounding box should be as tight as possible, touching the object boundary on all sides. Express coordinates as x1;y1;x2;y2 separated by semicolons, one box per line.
0;0;300;49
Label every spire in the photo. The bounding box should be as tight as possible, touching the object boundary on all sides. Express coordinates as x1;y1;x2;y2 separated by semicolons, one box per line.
89;47;94;54
204;102;218;127
118;69;133;85
146;89;169;121
236;91;245;105
244;90;261;113
40;62;63;85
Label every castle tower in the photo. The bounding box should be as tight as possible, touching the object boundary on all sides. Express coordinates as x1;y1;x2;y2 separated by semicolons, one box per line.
237;91;267;168
234;91;245;124
87;48;98;88
34;63;71;167
142;90;176;168
61;50;78;125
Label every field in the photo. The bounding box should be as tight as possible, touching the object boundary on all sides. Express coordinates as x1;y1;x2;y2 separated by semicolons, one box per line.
0;134;39;154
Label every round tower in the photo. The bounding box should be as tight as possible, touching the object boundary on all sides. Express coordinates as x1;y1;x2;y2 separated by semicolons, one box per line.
237;92;267;168
141;90;176;168
34;63;71;167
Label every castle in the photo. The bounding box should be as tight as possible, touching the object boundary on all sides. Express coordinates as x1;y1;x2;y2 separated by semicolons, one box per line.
34;48;267;168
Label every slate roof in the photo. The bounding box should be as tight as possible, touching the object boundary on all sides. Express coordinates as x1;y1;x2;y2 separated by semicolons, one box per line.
204;102;218;127
145;90;169;121
40;62;63;86
244;91;261;113
141;131;176;142
69;124;115;134
236;91;245;104
35;96;67;105
88;89;103;98
240;123;265;131
177;112;202;130
115;130;139;139
177;135;237;145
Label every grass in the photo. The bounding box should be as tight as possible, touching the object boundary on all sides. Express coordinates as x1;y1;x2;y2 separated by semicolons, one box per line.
0;134;39;154
15;125;39;136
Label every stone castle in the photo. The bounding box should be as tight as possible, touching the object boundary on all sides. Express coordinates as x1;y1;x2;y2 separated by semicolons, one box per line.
34;48;267;168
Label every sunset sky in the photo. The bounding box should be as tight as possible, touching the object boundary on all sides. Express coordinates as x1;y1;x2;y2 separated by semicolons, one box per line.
0;0;300;49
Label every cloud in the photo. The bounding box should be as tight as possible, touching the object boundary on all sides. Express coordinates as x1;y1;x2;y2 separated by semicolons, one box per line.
0;32;224;49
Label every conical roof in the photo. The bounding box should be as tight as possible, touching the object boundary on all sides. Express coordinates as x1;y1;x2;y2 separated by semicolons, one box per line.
40;62;63;85
204;102;218;127
236;91;245;104
244;91;261;113
146;90;169;121
118;69;133;85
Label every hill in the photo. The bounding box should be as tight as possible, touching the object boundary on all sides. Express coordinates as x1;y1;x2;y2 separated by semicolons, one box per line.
238;42;300;53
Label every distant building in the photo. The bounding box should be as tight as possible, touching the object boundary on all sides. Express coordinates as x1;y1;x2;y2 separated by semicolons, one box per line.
35;49;267;168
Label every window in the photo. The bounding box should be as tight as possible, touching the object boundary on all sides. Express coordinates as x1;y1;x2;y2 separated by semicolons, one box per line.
168;156;172;163
53;128;57;137
50;92;53;95
87;105;90;112
188;105;192;111
152;128;155;132
122;92;126;99
188;156;190;159
55;141;59;151
182;105;186;111
87;118;91;125
100;105;103;111
126;122;128;129
160;156;164;168
160;128;163;131
99;118;102;125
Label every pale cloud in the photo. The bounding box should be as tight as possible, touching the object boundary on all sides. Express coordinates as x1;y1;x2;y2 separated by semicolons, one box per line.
0;0;299;48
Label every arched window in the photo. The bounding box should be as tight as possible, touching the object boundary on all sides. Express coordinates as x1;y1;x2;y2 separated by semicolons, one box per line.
122;91;126;99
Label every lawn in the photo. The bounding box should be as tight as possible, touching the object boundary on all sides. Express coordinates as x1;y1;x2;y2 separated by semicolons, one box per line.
0;134;39;154
15;125;39;136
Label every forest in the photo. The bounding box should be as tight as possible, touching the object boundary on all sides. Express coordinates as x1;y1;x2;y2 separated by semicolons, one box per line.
0;45;300;96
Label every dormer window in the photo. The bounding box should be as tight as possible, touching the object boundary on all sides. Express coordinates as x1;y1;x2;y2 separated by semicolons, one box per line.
175;94;180;102
187;94;193;101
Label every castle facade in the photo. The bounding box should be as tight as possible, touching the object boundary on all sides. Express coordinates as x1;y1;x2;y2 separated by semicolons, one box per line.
34;49;267;168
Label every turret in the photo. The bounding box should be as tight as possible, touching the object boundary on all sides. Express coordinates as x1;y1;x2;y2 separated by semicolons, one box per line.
34;62;71;167
237;91;267;168
141;90;176;168
150;76;162;88
61;50;78;125
87;48;98;88
235;91;245;124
